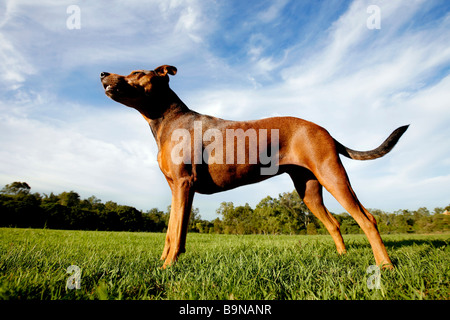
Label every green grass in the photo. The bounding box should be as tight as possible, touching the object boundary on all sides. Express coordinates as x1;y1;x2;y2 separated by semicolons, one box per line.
0;228;448;300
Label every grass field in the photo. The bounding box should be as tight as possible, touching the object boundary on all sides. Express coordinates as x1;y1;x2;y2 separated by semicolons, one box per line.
0;228;448;300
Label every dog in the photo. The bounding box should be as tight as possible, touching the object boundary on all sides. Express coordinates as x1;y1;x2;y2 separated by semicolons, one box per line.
101;65;408;269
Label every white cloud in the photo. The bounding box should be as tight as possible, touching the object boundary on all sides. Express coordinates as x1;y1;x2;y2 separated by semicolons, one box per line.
257;0;290;23
0;33;36;89
0;0;217;78
0;95;171;211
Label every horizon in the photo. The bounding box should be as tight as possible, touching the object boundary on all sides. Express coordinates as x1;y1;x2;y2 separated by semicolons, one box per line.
2;180;448;221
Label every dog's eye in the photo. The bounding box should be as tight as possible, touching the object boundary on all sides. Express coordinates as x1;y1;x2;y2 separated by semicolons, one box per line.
132;71;142;76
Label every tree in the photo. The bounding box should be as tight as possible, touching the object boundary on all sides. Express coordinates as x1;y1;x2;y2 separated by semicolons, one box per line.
188;207;202;231
41;202;70;229
216;202;255;234
59;191;81;208
143;208;168;232
217;202;238;234
276;191;310;234
339;213;362;234
431;214;450;232
0;182;43;228
306;222;318;235
254;191;312;235
233;204;254;234
80;195;104;212
213;218;223;234
105;201;119;212
0;192;43;228
116;205;143;231
254;196;283;234
1;182;31;195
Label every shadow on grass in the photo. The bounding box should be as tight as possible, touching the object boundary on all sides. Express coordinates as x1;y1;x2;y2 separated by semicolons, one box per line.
383;238;449;249
343;237;448;250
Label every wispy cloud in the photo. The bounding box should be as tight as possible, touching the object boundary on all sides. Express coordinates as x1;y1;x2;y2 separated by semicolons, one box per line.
257;0;290;23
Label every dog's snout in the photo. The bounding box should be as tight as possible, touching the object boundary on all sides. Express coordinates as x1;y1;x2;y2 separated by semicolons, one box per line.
100;72;110;79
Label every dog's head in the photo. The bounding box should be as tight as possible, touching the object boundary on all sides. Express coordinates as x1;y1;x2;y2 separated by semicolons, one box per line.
100;65;177;115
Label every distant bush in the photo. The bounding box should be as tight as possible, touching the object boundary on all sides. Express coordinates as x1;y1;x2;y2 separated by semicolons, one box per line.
1;182;449;234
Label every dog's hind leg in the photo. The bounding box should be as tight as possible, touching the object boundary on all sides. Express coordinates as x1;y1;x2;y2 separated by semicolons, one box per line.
312;157;393;268
289;168;346;254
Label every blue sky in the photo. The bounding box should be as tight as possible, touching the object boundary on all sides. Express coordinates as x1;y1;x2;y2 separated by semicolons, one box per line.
1;0;449;220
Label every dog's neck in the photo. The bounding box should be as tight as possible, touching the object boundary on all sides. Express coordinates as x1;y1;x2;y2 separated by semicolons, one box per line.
139;88;194;148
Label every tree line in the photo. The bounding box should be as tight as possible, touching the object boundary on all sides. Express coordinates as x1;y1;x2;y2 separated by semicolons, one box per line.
1;181;449;234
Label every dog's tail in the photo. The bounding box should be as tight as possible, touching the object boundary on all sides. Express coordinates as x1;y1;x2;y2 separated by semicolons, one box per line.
335;125;409;160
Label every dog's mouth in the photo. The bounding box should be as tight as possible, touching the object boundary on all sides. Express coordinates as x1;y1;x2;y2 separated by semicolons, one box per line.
102;80;112;91
101;74;144;104
103;83;121;97
102;82;143;106
104;84;114;93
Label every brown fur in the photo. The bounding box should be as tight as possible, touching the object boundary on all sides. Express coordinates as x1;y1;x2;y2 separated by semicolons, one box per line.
101;65;408;269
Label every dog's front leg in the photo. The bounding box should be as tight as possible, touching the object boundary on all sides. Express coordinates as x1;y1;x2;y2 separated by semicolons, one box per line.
160;227;171;261
161;177;195;269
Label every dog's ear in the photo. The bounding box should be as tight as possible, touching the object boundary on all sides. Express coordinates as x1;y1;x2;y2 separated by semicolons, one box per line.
154;65;177;76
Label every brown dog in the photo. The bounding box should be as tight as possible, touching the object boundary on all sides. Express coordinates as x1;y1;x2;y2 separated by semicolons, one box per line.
101;65;408;269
